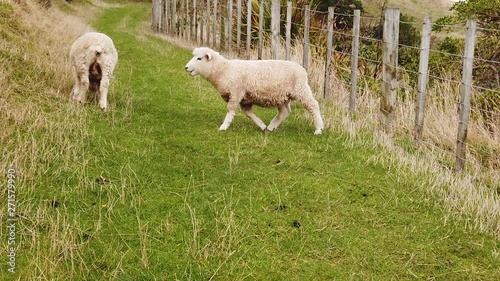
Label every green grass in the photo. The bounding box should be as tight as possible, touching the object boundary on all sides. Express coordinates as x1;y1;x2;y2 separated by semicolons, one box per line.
1;1;499;280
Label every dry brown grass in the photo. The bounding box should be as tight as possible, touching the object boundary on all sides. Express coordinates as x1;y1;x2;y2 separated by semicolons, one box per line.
0;0;96;178
0;0;102;277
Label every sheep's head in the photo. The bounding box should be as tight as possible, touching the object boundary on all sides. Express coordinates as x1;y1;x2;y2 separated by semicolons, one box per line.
185;47;218;77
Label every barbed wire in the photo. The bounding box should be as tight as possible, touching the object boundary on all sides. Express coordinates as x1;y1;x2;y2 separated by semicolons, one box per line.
358;35;382;44
476;26;500;33
331;11;355;18
357;55;381;65
399;19;419;25
471;85;500;94
432;21;468;29
474;56;500;65
397;44;421;52
331;29;355;37
427;73;461;84
428;49;463;59
359;15;381;21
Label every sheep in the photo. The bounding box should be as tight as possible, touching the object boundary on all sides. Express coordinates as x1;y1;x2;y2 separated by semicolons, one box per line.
185;47;324;135
69;32;118;111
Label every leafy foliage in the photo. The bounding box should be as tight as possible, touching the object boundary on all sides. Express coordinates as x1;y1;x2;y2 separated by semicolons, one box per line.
317;0;363;29
434;0;499;124
451;0;500;32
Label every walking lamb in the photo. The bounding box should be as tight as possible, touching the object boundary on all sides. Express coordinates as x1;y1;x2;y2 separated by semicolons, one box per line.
69;32;118;111
185;47;324;135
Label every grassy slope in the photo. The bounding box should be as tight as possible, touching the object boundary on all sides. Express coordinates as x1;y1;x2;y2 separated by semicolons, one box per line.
1;2;499;280
361;0;454;20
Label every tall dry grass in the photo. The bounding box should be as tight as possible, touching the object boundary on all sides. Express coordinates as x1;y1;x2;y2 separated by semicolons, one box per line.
0;0;95;179
0;0;101;277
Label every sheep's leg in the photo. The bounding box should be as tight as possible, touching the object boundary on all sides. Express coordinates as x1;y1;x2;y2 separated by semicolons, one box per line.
267;101;291;132
241;104;267;131
219;99;239;131
73;72;89;104
71;72;80;100
298;87;324;135
99;76;110;111
310;100;325;135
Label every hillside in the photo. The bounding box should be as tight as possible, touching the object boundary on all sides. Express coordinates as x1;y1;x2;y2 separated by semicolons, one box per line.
1;0;499;280
362;0;454;21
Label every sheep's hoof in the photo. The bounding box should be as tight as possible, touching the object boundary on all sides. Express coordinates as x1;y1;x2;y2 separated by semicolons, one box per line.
314;129;323;135
219;125;228;131
100;106;107;112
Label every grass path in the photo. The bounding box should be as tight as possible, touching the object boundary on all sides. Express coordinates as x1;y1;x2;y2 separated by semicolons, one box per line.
4;2;499;280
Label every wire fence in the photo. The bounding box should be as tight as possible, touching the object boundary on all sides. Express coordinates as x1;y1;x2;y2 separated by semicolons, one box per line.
152;0;499;173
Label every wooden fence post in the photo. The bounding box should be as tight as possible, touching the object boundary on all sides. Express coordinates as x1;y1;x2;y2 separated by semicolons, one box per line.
324;7;334;100
160;0;164;32
236;0;242;51
165;0;171;34
172;0;177;35
246;0;252;58
349;10;361;116
206;0;210;46
285;1;292;60
159;0;164;32
200;0;204;43
258;0;264;59
152;0;159;31
228;0;233;51
159;0;163;31
184;0;191;38
271;0;280;59
380;8;400;134
414;17;432;145
220;0;226;50
303;5;310;70
151;0;155;30
455;20;477;171
181;0;186;38
213;0;218;47
192;0;197;40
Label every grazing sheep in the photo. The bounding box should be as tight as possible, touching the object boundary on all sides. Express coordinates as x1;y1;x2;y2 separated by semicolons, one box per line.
185;47;324;135
69;32;118;111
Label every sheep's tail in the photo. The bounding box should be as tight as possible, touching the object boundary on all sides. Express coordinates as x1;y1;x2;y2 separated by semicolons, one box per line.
90;45;103;56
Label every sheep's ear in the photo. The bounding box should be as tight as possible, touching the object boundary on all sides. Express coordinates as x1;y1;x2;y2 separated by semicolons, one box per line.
205;53;213;61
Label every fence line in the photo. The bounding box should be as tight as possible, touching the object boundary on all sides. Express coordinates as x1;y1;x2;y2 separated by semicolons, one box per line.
151;0;499;172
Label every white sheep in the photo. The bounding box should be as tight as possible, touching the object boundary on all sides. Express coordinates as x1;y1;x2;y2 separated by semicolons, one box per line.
69;32;118;111
185;47;324;135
